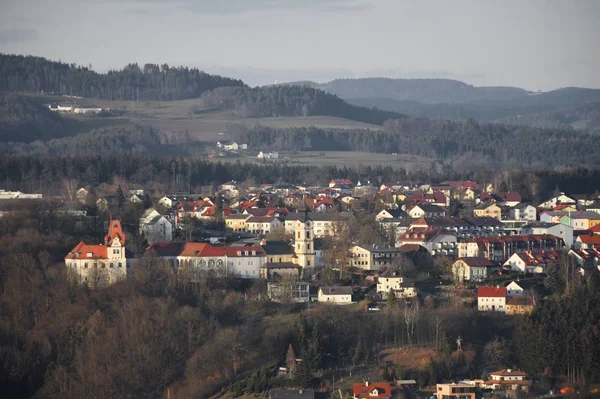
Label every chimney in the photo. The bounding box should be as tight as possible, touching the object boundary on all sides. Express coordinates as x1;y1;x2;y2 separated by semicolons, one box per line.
507;369;512;373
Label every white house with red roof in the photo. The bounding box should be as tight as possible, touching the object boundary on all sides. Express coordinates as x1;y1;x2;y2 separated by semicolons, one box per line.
352;381;392;399
452;257;500;282
484;369;531;391
502;249;560;273
65;220;133;286
576;234;600;249
477;286;507;313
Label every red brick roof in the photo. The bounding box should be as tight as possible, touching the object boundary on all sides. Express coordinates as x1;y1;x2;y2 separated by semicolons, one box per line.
458;257;497;267
477;286;507;298
105;220;126;245
578;235;600;245
352;382;392;399
180;243;226;257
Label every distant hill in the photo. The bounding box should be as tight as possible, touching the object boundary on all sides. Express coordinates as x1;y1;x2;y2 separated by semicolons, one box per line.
281;78;530;104
196;85;406;125
0;53;245;101
279;78;600;129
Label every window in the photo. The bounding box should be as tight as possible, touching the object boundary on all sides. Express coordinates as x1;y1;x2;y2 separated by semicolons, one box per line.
119;263;122;268
84;263;88;268
110;263;114;268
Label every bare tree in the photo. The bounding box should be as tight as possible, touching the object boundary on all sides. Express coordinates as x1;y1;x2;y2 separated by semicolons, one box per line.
402;300;420;346
61;178;79;201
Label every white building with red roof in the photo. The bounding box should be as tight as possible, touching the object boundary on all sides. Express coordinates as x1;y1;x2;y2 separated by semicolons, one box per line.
65;220;133;286
352;381;392;399
502;249;560;273
477;286;507;313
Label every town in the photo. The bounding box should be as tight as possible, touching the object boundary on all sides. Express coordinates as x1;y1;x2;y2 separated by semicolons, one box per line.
2;174;599;398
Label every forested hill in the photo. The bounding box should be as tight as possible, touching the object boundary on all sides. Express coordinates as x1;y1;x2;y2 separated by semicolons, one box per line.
197;85;406;125
0;54;245;101
0;93;68;142
282;78;531;104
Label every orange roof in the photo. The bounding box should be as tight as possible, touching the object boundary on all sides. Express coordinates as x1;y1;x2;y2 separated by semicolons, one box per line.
65;242;108;259
578;235;600;245
179;243;226;257
105;219;126;245
352;382;392;399
589;224;600;234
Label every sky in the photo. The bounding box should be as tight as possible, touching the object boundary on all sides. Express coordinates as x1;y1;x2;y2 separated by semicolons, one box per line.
0;0;598;91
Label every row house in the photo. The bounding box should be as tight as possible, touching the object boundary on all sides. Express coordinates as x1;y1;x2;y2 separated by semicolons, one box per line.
246;216;283;235
458;235;564;262
521;221;573;248
396;227;458;256
410;216;503;240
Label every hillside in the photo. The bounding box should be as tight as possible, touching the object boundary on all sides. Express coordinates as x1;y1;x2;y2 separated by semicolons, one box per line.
0;93;70;142
195;85;406;125
0;53;245;101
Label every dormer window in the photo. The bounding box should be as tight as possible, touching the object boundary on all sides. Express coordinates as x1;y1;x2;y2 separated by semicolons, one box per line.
237;251;242;256
87;252;93;257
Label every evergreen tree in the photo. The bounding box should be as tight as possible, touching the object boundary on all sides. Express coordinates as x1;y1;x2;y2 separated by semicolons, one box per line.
116;185;126;209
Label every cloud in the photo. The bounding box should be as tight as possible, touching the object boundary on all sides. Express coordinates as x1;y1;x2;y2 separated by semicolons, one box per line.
134;0;374;14
0;28;39;44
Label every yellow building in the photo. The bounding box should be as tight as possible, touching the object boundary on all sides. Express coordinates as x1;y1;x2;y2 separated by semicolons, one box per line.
473;203;502;221
225;214;252;232
505;296;534;315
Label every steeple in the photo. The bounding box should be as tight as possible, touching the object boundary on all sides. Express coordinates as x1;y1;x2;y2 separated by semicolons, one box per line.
105;219;126;245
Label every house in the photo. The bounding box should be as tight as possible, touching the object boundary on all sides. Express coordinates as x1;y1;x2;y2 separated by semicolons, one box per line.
375;208;407;221
225;214;252;232
225;245;266;278
568;248;600;269
246;216;283;235
76;187;89;203
453;257;500;282
407;204;446;218
505;281;526;296
477;286;507;313
560;211;600;231
473;202;502;221
396;227;458;256
129;193;143;204
283;212;352;237
350;245;408;271
538;193;577;209
410;216;503;240
376;271;416;298
65;220;134;286
318;286;353;304
509;204;536;221
435;383;476;399
140;212;173;244
484;369;532;391
329;179;353;188
352;381;392;399
576;234;600;249
505;296;535;315
458;235;564;262
502;250;560;273
521;222;574;248
177;243;227;278
270;389;314;399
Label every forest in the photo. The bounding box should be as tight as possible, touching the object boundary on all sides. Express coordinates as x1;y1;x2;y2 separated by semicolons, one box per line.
234;118;600;168
196;85;405;125
0;54;245;101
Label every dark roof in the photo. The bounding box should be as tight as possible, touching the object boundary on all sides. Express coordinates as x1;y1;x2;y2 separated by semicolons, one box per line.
320;286;353;295
145;242;185;257
264;262;299;269
412;204;445;213
457;257;498;267
261;241;295;255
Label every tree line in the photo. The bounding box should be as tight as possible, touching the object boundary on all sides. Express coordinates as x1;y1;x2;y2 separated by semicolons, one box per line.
0;53;245;100
233;118;600;168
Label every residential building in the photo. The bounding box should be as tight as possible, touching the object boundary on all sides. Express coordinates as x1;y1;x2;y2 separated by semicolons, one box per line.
473;202;502;221
257;151;279;159
477;286;507;313
396;227;458;256
568;248;600;269
225;245;266;278
410;216;503;240
352;382;392;399
140;214;173;244
318;286;353;304
458;235;564;262
505;296;535;315
479;192;522;207
509;204;536;221
350;245;408;271
484;369;532;391
521;222;573;248
283;212;353;237
225;214;252;232
376;271;416;298
246;216;283;235
435;383;476;399
505;281;526;296
502;250;560;273
538;193;576;209
407;204;446;218
452;257;500;282
375;208;407;221
576;234;600;249
267;281;310;303
560;211;600;231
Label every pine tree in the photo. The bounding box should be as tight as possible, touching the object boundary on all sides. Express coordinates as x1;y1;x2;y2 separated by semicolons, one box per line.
116;185;126;209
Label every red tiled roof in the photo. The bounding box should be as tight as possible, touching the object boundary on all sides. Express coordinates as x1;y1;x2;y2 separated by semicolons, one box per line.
105;220;126;244
589;224;600;234
489;369;528;377
65;242;108;259
458;257;497;267
247;216;278;223
477;286;507;298
578;235;600;245
145;242;185;257
352;382;392;399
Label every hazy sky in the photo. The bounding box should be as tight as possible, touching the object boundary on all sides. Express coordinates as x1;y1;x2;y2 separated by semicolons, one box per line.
0;0;598;90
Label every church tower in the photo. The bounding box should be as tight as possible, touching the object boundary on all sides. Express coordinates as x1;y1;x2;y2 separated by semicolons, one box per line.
294;213;315;272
